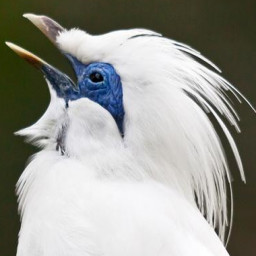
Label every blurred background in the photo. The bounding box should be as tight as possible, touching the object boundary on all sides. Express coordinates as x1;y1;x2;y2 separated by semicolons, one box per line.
0;0;255;255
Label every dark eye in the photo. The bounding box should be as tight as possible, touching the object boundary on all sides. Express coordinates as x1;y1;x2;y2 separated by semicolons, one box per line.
89;72;104;83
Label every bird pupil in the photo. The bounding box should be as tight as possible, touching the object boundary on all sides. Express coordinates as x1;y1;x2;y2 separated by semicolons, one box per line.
89;72;103;83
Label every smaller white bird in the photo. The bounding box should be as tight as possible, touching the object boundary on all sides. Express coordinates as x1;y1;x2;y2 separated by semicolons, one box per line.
6;13;254;256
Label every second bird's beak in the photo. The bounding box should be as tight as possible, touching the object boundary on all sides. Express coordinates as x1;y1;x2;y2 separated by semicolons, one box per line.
6;14;79;103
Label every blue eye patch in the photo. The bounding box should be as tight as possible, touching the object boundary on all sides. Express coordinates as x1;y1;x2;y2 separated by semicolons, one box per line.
65;54;125;136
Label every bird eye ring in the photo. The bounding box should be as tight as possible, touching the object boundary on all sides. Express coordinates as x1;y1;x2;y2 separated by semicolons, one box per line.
89;72;104;83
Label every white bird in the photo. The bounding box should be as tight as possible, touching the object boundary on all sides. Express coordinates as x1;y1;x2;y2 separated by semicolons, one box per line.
6;13;253;256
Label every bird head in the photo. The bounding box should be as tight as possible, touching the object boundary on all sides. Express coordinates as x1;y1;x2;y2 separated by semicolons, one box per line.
7;14;254;243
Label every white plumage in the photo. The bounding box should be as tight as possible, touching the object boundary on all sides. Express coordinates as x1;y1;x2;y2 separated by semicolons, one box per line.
8;14;253;256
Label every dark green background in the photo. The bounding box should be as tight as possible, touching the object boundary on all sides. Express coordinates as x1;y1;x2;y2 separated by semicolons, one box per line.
0;1;255;255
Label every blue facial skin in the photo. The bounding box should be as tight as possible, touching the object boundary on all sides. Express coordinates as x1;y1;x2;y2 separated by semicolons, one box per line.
42;65;80;104
43;55;125;136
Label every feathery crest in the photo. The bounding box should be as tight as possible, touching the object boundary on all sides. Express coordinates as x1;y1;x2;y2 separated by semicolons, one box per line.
57;29;254;242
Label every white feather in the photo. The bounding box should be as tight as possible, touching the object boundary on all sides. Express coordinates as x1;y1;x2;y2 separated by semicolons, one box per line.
15;27;252;255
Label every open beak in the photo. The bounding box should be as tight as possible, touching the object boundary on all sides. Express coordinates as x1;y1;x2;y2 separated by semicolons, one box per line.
6;14;79;103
